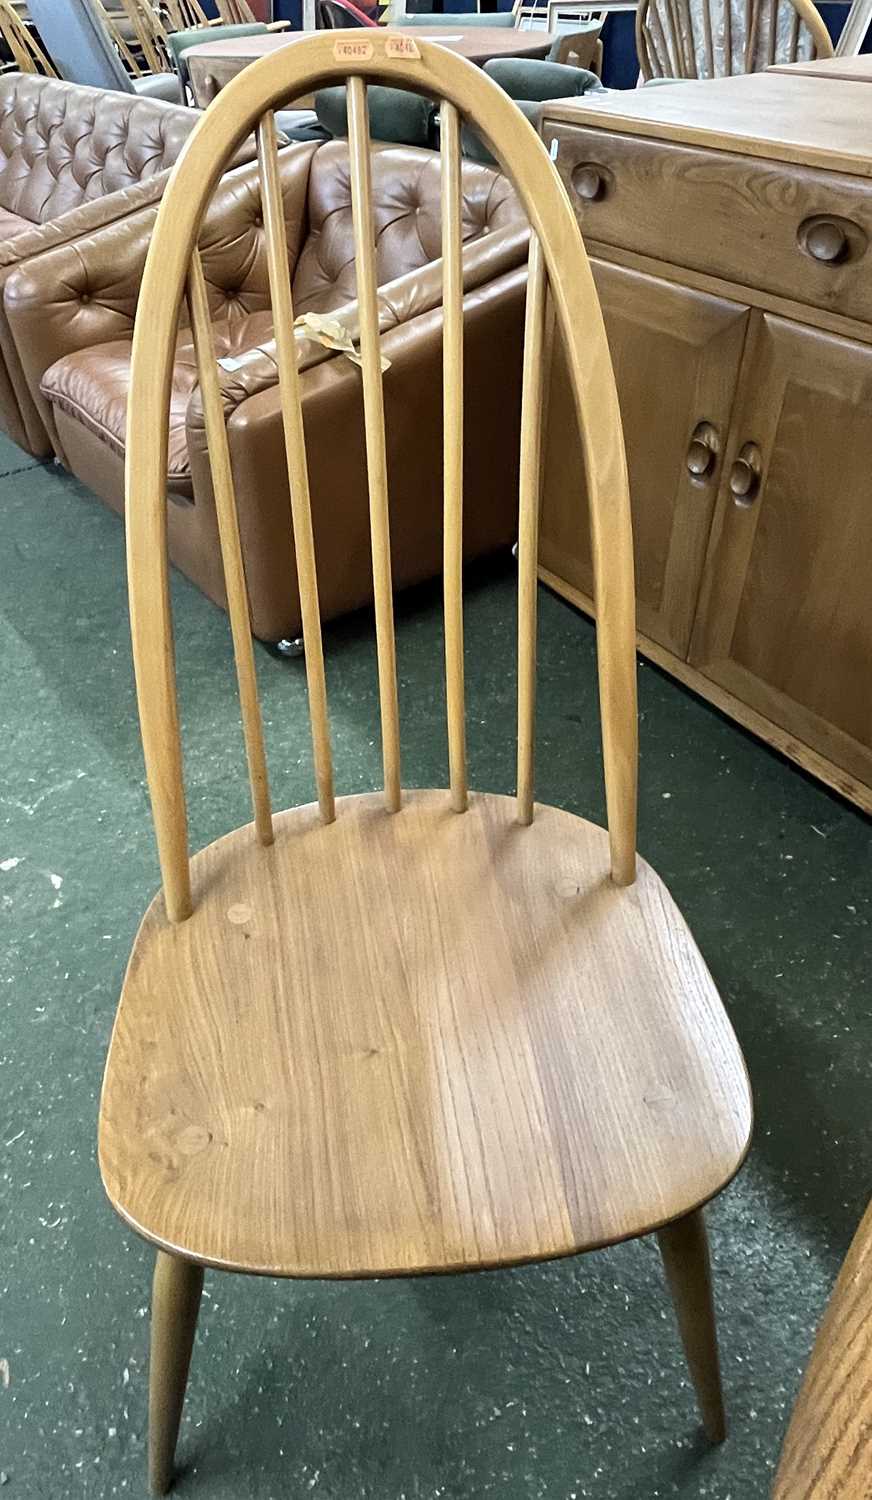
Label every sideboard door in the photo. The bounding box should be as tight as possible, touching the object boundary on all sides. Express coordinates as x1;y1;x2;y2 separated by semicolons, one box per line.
539;260;749;657
689;313;872;786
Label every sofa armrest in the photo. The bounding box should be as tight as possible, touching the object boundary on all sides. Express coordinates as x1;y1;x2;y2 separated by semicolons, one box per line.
186;219;530;440
3;206;158;455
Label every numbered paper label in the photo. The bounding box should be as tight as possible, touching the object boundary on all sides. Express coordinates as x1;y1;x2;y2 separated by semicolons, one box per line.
384;36;421;58
333;39;374;60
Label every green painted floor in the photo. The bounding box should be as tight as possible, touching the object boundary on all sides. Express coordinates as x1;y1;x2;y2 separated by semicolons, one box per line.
1;430;870;1500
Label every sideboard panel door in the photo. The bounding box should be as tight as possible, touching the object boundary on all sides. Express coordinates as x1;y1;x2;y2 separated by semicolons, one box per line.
690;313;872;783
540;260;749;657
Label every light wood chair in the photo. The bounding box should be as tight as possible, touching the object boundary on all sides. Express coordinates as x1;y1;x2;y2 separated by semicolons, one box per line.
115;0;171;74
101;30;753;1495
162;0;212;24
635;0;833;78
773;1198;872;1499
0;0;57;72
834;0;872;54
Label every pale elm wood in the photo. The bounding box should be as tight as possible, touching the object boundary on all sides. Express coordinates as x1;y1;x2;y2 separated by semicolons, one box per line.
95;0;146;77
516;233;547;827
542;76;872;180
117;0;167;77
99;791;752;1279
122;32;639;899
771;50;872;76
109;40;750;1476
773;1199;872;1499
547;125;872;332
187;254;274;848
658;1208;727;1443
440;100;468;815
148;1252;204;1496
539;258;749;661
347;76;402;814
0;0;57;73
538;562;872;818
256;110;335;825
688;314;872;790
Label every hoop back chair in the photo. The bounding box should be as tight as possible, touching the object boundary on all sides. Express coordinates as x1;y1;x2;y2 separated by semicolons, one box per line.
102;30;752;1494
635;0;833;78
773;1196;872;1498
0;0;57;73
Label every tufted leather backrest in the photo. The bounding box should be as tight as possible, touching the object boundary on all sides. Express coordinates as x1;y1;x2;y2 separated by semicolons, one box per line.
292;140;524;313
0;74;196;227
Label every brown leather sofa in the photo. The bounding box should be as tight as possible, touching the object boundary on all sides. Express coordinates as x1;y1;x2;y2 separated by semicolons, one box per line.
7;140;529;643
0;72;197;456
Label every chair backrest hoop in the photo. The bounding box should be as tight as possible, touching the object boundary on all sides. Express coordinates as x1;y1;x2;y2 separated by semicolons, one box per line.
125;31;638;923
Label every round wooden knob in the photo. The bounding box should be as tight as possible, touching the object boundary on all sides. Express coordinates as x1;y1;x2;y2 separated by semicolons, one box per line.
686;438;714;478
573;164;606;202
804;219;848;263
729;458;759;504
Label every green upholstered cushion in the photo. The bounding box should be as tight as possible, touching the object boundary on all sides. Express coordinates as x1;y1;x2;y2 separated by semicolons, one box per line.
462;61;603;163
484;56;603;99
315;84;435;146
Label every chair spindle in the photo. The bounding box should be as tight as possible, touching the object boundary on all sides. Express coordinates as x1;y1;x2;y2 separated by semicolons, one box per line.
347;76;402;813
516;234;547;826
187;252;274;845
440;101;468;814
257;111;336;825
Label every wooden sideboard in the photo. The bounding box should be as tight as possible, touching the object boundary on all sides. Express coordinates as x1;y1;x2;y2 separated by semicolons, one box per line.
539;73;872;814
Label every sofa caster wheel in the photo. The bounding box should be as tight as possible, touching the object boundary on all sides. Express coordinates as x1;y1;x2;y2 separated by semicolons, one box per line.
276;637;304;659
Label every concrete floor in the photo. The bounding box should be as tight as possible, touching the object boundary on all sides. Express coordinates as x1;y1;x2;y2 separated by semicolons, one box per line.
1;432;870;1500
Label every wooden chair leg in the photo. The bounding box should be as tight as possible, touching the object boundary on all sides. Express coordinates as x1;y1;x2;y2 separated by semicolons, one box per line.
148;1251;205;1495
657;1208;727;1444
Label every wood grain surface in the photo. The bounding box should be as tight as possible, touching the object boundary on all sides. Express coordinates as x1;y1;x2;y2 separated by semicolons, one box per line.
773;1199;872;1498
100;792;752;1279
542;75;872;179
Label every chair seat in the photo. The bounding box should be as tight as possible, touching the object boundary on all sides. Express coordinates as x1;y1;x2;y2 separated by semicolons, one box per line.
41;309;276;483
99;791;752;1278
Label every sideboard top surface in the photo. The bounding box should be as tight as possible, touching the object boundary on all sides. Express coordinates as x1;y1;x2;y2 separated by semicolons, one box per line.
542;74;872;177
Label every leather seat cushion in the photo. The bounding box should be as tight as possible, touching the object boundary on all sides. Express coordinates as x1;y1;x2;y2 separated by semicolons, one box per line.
41;309;275;480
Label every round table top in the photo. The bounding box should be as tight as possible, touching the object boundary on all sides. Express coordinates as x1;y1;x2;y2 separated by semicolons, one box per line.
185;25;555;68
388;26;555;62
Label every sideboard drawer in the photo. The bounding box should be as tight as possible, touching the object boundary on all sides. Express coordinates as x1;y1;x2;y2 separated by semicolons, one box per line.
545;123;872;322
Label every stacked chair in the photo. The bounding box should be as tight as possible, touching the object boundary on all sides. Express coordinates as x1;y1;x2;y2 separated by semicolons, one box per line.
0;0;56;73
